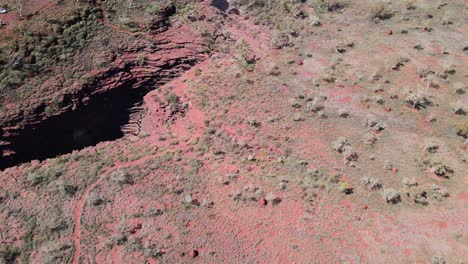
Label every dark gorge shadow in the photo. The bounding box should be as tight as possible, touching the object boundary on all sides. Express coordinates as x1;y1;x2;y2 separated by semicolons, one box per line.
0;83;148;170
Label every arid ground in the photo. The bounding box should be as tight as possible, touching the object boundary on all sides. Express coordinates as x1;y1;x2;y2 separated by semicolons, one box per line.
0;0;467;263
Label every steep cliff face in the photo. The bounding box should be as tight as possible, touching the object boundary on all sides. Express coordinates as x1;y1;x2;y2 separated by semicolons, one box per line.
0;11;213;169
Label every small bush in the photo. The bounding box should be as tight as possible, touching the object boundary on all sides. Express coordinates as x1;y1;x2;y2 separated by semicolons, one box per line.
361;176;382;190
246;117;261;128
327;0;347;12
174;2;198;23
369;2;393;22
424;143;439;153
429;161;453;178
338;182;353;194
362;133;377;145
110;169;133;185
26;172;44;186
165;92;179;112
62;184;78;196
270;31;290;49
431;256;446;264
383;188;401;204
26;159;67;186
404;93;431;109
364;115;386;131
44;101;60;117
342;147;358;162
312;0;347;13
136;53;146;66
166;92;178;105
305;99;324;113
0;246;20;264
430;185;449;201
235;40;256;71
402;177;417;188
456;121;468;138
451;101;467;116
332;137;349;153
414;192;428;206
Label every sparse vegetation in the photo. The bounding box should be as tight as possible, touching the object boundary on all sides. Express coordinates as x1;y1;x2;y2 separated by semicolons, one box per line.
0;0;466;262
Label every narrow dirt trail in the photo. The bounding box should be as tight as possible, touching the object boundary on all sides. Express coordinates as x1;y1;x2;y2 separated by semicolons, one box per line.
71;153;161;264
71;170;109;264
70;7;164;260
69;4;212;263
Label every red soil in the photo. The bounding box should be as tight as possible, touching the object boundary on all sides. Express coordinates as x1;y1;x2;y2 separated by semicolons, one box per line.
0;1;467;263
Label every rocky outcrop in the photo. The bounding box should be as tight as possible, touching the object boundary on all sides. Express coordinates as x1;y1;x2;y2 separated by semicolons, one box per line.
0;20;211;169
